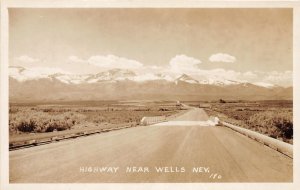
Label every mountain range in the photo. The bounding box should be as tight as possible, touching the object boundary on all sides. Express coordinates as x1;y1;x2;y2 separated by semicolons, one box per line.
9;66;292;102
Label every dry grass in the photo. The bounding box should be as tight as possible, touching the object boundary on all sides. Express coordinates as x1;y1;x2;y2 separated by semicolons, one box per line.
204;101;293;144
246;111;292;141
9;103;180;135
9;110;86;133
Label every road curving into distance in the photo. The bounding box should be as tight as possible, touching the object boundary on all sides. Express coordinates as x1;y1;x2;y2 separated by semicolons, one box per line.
9;108;293;183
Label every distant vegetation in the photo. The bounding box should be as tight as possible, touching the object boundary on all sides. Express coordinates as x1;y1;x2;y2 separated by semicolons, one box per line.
9;102;180;134
219;99;226;103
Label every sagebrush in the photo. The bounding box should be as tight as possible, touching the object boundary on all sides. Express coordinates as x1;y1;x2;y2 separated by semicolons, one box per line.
9;110;86;133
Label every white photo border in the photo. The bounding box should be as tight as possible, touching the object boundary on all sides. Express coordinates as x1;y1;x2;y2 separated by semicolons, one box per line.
1;1;300;190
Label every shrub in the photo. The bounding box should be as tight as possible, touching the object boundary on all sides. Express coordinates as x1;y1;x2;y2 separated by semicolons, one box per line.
275;118;293;139
9;109;86;133
219;99;226;103
9;107;19;114
17;120;36;132
247;111;293;140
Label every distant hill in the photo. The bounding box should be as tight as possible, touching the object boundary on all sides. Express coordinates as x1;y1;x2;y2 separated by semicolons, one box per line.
9;67;293;102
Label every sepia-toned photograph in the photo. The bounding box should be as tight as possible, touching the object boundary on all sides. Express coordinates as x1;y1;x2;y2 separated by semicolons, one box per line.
1;3;297;188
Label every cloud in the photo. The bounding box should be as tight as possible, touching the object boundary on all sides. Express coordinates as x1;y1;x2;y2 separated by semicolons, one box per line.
87;55;143;70
136;65;165;75
15;55;39;63
234;70;292;86
132;73;161;82
167;55;245;82
67;54;144;71
169;55;201;73
209;53;236;63
68;55;85;63
242;71;258;79
10;54;292;87
9;66;70;82
262;70;292;84
22;67;68;77
193;68;243;82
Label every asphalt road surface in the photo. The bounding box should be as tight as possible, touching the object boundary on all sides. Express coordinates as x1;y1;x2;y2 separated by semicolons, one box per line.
9;108;293;183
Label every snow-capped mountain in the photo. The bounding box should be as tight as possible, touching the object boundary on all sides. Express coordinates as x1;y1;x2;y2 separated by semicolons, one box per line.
9;67;293;102
85;69;136;83
9;66;138;84
252;82;276;89
154;73;174;82
51;69;138;84
198;78;244;86
175;74;199;85
8;66;292;102
49;73;92;84
174;73;248;87
8;66;280;88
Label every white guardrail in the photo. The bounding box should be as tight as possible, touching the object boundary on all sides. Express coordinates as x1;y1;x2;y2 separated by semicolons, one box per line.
140;116;167;126
221;121;293;158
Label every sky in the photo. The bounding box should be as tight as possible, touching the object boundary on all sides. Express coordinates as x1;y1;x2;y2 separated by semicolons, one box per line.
9;8;293;86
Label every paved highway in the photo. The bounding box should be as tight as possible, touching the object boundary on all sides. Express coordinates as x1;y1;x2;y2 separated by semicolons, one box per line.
9;108;293;182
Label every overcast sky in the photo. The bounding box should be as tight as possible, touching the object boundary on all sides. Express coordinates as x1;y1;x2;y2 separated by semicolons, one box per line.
9;8;293;86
